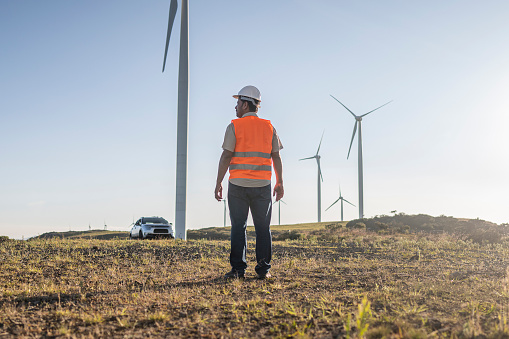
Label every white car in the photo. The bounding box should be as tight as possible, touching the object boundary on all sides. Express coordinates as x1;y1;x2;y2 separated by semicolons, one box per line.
130;217;174;239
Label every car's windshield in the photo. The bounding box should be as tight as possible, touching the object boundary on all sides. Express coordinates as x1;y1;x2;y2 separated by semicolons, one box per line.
143;217;169;224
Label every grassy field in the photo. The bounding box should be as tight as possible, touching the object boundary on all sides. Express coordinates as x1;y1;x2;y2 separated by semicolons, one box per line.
2;221;509;338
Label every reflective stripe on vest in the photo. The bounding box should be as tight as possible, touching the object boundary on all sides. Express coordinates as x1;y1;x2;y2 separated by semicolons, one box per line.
229;116;273;181
229;164;272;171
232;151;271;159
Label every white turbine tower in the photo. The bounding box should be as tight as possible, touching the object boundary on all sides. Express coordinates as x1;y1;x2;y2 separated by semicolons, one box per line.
299;132;325;222
162;0;189;240
330;95;391;219
325;184;355;222
272;199;287;225
221;199;228;227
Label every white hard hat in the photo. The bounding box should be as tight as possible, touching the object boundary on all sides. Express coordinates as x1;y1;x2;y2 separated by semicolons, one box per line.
233;85;261;106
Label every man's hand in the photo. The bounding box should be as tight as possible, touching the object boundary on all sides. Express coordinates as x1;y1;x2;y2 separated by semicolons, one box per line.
215;183;223;201
215;150;233;201
273;182;284;202
271;152;284;202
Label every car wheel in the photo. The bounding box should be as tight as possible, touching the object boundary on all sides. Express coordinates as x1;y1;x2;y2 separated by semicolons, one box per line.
129;233;132;240
139;231;143;240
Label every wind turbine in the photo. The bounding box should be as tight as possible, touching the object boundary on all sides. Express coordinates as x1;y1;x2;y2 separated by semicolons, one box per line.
330;95;392;219
162;0;189;240
221;198;228;227
325;184;355;222
299;132;325;222
273;199;287;225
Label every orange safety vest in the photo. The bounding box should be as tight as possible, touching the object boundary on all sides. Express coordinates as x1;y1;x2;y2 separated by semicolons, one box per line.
229;116;273;181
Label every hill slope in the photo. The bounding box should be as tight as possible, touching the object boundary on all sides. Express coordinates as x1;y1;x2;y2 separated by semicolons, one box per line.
28;214;509;244
34;230;129;240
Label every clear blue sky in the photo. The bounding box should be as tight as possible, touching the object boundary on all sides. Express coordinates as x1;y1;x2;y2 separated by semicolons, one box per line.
2;1;508;239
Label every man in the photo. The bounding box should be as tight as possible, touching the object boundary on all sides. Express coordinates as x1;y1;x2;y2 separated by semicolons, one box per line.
214;85;284;279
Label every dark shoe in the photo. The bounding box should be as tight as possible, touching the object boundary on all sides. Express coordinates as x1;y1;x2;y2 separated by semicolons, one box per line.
224;269;244;279
257;272;272;280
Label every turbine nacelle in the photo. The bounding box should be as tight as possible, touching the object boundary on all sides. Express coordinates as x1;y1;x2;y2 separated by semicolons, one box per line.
325;184;355;222
330;94;392;159
272;199;287;206
299;131;325;182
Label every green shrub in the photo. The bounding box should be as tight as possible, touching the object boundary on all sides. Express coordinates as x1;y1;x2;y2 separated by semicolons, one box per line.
273;230;302;241
344;214;509;244
325;222;343;231
353;222;366;229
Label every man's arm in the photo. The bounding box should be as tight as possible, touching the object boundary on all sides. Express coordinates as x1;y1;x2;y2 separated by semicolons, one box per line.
215;150;234;201
271;151;284;201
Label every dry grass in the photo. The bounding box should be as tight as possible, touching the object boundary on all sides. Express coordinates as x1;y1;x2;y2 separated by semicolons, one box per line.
1;229;509;338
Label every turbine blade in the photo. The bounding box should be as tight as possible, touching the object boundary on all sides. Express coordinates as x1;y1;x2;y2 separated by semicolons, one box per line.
347;122;357;159
162;0;178;73
299;156;315;161
316;130;325;155
343;198;356;207
281;200;287;205
330;95;357;118
360;100;393;117
317;160;323;182
325;198;340;211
